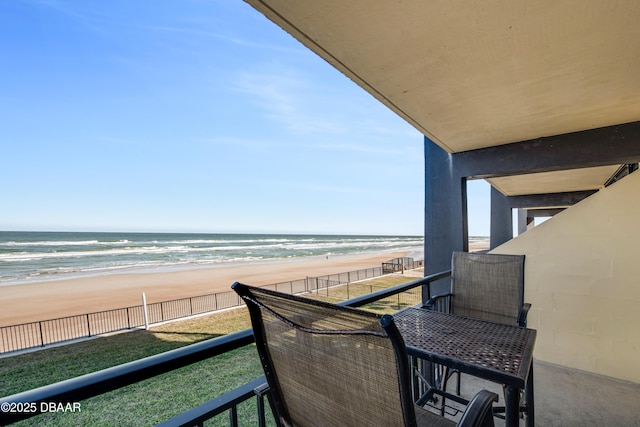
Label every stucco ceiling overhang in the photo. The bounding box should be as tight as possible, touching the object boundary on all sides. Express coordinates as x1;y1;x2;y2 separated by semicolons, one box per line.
245;0;640;197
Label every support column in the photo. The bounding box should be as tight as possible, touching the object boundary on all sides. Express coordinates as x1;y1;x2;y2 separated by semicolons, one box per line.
517;209;534;235
424;137;467;298
490;186;513;249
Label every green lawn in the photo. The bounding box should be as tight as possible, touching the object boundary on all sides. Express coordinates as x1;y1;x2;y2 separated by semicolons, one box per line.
2;307;265;426
0;273;421;426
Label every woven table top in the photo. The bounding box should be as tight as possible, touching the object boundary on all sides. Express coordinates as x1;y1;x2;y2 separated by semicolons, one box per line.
394;307;536;387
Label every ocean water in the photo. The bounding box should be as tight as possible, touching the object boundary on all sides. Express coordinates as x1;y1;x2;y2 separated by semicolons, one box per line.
0;231;425;286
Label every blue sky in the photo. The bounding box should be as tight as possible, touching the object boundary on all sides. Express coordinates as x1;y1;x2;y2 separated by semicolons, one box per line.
1;0;491;236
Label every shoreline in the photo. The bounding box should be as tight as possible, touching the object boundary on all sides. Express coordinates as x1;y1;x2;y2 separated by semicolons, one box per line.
0;251;413;326
0;248;423;288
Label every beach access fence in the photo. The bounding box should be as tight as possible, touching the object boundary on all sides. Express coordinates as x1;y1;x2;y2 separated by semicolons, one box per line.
0;257;423;355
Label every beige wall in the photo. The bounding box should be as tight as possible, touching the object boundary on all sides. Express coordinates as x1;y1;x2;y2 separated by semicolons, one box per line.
492;171;640;384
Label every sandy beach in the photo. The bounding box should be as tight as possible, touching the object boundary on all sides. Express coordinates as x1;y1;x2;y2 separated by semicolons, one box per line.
0;252;412;326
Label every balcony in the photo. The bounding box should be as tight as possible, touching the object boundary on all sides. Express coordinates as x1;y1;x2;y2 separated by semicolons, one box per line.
3;2;639;425
2;272;638;426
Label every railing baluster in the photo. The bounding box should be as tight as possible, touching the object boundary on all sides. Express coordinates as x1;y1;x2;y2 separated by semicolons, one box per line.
39;321;44;347
229;405;238;427
257;394;266;427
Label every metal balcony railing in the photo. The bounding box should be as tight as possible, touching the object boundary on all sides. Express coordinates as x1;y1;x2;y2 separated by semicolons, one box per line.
0;270;451;426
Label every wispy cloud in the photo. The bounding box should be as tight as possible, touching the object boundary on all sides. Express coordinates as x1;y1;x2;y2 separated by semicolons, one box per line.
32;0;305;55
32;0;84;18
233;68;350;134
198;136;287;150
305;142;412;157
31;0;111;34
233;63;423;149
198;135;420;159
135;24;306;55
267;179;373;195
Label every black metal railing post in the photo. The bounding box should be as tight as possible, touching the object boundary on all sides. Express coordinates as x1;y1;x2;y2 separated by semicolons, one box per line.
229;406;238;427
254;381;270;427
39;322;44;347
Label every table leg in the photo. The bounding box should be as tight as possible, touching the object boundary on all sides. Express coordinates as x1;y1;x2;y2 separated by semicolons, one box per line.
504;386;519;426
525;363;535;427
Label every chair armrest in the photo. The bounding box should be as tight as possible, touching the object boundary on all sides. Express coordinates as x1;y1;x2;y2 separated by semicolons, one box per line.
518;303;531;327
422;293;452;311
457;389;498;427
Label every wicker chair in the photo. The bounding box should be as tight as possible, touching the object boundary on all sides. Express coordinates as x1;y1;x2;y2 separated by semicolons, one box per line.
233;282;497;427
424;252;530;402
425;252;529;327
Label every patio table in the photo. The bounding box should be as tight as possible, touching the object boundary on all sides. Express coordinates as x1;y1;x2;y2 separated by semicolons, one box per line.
393;307;536;427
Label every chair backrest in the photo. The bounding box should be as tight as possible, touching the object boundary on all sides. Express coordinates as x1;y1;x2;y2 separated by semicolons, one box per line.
451;252;525;326
232;282;417;427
